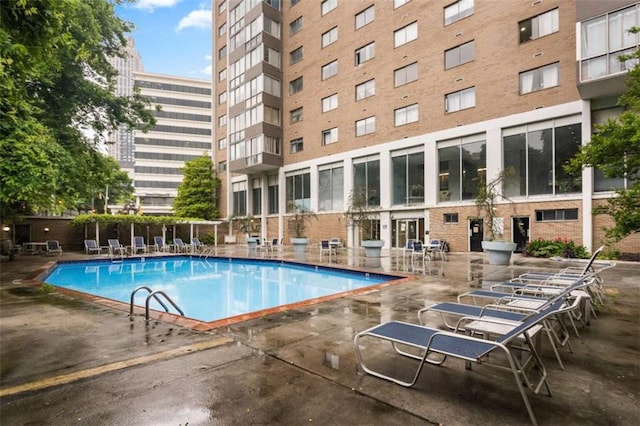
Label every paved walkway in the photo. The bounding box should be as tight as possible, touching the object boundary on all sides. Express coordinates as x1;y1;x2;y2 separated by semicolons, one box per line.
1;247;639;425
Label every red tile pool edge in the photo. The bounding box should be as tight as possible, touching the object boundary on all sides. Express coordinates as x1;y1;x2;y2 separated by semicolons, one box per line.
29;259;414;331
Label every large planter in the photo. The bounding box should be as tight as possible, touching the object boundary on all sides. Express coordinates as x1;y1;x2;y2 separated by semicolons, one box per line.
291;237;309;255
361;240;384;258
482;240;517;265
246;237;260;250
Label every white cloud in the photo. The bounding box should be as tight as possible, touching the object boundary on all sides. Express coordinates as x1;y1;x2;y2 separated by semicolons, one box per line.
205;54;212;61
134;0;182;12
177;9;212;31
200;64;212;76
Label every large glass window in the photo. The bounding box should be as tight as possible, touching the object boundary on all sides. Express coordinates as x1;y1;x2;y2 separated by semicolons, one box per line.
353;157;380;207
593;107;631;192
322;27;338;48
252;179;262;215
356;116;375;136
355;42;375;65
392;150;424;205
286;172;311;212
444;0;473;26
519;8;559;43
290;46;303;64
268;175;279;214
232;181;247;216
290;77;303;94
394;62;418;87
581;5;639;81
438;136;485;202
355;6;375;29
318;164;344;212
445;40;475;69
503;120;582;197
322;127;338;145
445;87;475;112
322;94;338;112
520;63;559;94
395;103;419;126
394;22;418;48
290;107;303;123
290;137;303;153
356;79;375;100
290;16;303;34
321;0;337;16
322;60;338;80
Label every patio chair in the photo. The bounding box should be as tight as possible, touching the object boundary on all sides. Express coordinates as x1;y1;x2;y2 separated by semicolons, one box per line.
330;237;343;253
173;237;188;253
410;240;426;266
154;236;171;253
46;240;63;256
427;239;447;261
401;239;415;262
84;239;100;255
132;236;148;254
191;237;207;253
354;298;565;426
107;239;126;257
320;240;335;260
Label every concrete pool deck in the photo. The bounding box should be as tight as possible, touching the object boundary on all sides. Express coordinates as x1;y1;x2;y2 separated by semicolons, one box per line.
1;246;639;425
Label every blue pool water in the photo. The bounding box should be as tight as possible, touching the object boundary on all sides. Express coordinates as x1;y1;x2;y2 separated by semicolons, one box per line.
44;257;393;322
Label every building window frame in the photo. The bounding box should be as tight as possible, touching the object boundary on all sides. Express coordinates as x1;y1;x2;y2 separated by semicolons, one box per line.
322;127;339;145
356;79;375;100
355;116;376;136
355;5;375;29
519;8;559;44
445;40;475;69
444;0;474;26
290;137;303;153
290;16;303;35
322;26;338;48
394;62;418;87
394;21;418;48
394;103;419;126
520;62;560;94
322;60;338;80
355;42;375;65
445;87;476;113
290;76;303;94
290;107;303;123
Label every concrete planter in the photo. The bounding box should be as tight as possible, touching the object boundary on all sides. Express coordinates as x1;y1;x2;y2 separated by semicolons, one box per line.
361;240;384;258
482;240;517;265
291;237;309;255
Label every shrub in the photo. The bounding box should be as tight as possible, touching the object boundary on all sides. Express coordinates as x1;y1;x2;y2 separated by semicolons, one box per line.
524;237;589;259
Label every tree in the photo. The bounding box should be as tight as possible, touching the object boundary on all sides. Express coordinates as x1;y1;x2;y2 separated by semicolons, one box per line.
0;0;155;222
566;40;640;243
173;155;220;220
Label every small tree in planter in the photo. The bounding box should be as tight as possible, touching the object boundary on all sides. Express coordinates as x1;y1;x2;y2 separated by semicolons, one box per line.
287;203;317;254
474;167;518;265
234;215;260;248
347;188;383;257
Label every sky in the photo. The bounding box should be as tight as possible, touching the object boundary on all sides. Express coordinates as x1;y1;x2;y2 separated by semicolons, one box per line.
115;0;212;79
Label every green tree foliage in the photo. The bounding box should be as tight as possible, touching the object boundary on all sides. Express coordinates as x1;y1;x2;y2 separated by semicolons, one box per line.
0;0;154;222
566;43;640;242
172;155;220;220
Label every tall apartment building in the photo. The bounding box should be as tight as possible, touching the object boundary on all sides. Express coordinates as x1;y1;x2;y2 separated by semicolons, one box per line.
107;37;144;164
132;72;213;215
212;0;640;254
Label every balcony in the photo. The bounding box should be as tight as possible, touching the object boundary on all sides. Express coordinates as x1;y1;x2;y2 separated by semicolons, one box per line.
229;151;282;175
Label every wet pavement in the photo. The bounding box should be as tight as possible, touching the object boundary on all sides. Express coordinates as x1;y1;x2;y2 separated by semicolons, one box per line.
1;246;639;425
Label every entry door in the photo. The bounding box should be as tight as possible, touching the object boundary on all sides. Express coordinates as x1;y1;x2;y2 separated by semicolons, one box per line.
513;217;530;253
469;219;483;252
393;219;420;248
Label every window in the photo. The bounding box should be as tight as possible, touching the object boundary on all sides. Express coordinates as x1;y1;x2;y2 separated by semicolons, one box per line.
535;209;578;221
290;46;303;64
218;137;227;150
218;45;227;59
219;1;226;14
355;42;375;65
286;172;311;211
519;8;559;43
355;6;374;29
444;0;473;25
218;91;227;104
444;213;459;223
218;114;227;127
218;161;227;172
503;120;582;197
318;164;344;211
322;127;338;145
219;23;227;37
445;87;475;112
322;60;338;80
321;94;338;112
394;104;418;126
252;179;262;215
290;107;303;123
219;68;226;81
394;22;418;48
322;27;338;48
438;136;485;202
268;175;279;214
392;149;424;205
291;0;300;5
232;181;247;216
394;0;411;9
356;116;375;136
520;63;559;94
580;5;640;82
290;16;303;34
394;62;418;87
356;79;375;100
353;157;380;208
445;40;475;69
321;0;337;16
290;77;303;94
290;137;303;153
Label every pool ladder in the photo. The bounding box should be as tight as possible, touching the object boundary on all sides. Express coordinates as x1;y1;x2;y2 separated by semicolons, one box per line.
129;286;184;321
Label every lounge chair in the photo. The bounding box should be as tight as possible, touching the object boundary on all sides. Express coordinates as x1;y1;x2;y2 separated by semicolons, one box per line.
427;239;447;261
84;239;100;255
354;298;565;426
173;237;188;253
410;240;426;266
46;240;63;256
154;236;170;253
401;239;415;261
132;236;148;254
191;237;206;253
107;239;126;257
319;240;335;260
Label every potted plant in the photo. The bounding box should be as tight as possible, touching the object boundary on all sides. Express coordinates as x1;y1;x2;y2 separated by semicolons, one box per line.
287;203;317;254
235;215;260;249
475;168;518;265
347;188;384;258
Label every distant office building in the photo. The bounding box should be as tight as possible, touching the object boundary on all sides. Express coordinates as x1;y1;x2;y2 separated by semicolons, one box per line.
107;37;143;163
211;0;639;254
132;72;213;215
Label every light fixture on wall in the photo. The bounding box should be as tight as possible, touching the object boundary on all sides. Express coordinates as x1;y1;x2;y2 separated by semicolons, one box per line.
44;227;49;233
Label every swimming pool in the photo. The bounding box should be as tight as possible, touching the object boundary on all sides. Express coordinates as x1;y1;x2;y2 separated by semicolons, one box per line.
43;257;404;327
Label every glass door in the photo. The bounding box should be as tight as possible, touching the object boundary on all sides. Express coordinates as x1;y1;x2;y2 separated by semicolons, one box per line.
392;219;423;248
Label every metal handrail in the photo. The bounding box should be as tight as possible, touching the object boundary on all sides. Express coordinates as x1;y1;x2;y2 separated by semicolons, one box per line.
129;286;169;316
145;290;184;320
